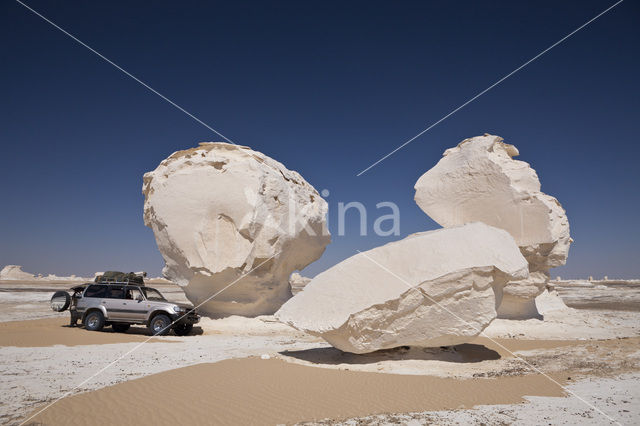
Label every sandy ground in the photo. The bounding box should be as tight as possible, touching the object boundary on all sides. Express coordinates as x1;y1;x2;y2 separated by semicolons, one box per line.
484;289;640;340
0;317;173;347
25;357;567;426
1;279;639;425
303;373;640;425
0;316;319;425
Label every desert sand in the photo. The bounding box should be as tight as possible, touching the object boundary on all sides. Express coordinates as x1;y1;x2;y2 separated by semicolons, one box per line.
0;317;180;347
25;357;566;426
2;278;639;425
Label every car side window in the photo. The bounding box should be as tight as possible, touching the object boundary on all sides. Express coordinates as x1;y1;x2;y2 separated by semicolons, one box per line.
106;286;125;299
126;287;143;300
84;285;107;298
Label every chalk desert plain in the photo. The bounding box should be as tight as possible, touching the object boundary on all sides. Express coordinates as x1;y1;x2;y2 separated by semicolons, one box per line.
4;0;640;423
2;137;639;426
0;277;638;425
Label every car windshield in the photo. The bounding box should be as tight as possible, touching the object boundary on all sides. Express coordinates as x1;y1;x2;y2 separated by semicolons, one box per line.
142;287;166;301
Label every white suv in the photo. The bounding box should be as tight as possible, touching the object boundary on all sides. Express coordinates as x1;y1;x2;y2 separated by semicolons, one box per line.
51;283;200;336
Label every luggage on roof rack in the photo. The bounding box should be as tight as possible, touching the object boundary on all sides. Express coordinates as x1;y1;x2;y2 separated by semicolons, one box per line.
94;271;146;285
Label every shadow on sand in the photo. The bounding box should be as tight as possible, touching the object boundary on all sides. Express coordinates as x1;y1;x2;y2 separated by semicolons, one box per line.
280;342;500;365
62;324;204;336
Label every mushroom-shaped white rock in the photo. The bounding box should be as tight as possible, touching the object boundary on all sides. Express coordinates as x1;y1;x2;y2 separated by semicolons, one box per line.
143;142;330;317
275;223;528;353
414;134;571;319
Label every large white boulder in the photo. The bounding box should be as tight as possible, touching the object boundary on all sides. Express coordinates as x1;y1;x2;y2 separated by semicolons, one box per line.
0;265;36;281
143;142;330;318
414;134;571;319
275;223;528;353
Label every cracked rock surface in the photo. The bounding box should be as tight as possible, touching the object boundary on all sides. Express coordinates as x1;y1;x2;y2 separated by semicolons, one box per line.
143;142;330;318
414;134;571;319
276;223;528;353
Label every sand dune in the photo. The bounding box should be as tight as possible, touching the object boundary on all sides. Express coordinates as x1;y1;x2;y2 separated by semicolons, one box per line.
24;357;566;426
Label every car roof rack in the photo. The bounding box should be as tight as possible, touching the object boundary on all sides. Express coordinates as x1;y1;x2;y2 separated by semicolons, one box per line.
94;271;146;286
94;279;146;286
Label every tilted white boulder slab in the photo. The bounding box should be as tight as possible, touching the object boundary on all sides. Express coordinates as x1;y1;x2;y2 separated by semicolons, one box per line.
275;223;528;353
143;142;330;318
414;134;571;319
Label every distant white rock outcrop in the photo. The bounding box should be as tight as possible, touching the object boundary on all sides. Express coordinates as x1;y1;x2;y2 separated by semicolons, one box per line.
143;142;330;318
276;223;528;353
41;274;85;281
0;265;37;280
414;134;571;319
289;272;312;295
0;265;86;281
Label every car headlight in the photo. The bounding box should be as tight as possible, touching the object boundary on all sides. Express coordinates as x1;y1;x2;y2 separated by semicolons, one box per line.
173;306;184;313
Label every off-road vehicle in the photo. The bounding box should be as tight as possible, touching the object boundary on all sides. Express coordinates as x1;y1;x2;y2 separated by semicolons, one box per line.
50;271;199;336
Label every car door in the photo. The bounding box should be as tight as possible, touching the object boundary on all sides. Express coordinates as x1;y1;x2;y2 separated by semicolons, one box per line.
101;285;127;320
124;286;148;322
78;284;108;317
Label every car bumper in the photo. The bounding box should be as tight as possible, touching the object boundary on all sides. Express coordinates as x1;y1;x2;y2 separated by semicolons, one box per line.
172;312;200;324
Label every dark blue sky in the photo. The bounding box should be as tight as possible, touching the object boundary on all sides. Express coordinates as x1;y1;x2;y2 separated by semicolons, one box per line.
1;0;638;278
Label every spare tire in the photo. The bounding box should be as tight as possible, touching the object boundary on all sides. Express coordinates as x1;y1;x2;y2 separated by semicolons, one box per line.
50;291;71;312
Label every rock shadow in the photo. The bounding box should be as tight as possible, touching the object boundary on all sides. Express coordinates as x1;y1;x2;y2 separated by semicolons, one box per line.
280;343;500;365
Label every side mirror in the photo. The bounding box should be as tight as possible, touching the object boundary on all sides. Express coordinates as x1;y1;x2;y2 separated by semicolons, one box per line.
136;295;144;301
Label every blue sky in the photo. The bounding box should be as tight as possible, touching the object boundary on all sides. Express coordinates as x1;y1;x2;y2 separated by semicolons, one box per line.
1;0;638;279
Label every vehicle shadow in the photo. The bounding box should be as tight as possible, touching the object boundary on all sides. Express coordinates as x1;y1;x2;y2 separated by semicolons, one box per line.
280;343;500;366
61;324;204;336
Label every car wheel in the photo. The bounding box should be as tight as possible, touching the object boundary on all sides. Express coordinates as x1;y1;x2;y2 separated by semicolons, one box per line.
112;323;130;333
173;323;193;336
84;311;105;332
148;314;171;336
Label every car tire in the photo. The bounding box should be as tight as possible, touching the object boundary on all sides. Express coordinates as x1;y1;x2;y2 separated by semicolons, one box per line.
84;311;105;332
112;323;130;333
50;291;71;312
173;323;193;336
148;314;171;336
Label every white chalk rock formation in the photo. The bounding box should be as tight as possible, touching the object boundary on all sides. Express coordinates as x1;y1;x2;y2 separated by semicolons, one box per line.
42;274;85;281
143;142;330;317
414;134;571;319
0;265;36;280
0;266;86;281
289;272;312;295
276;223;528;353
